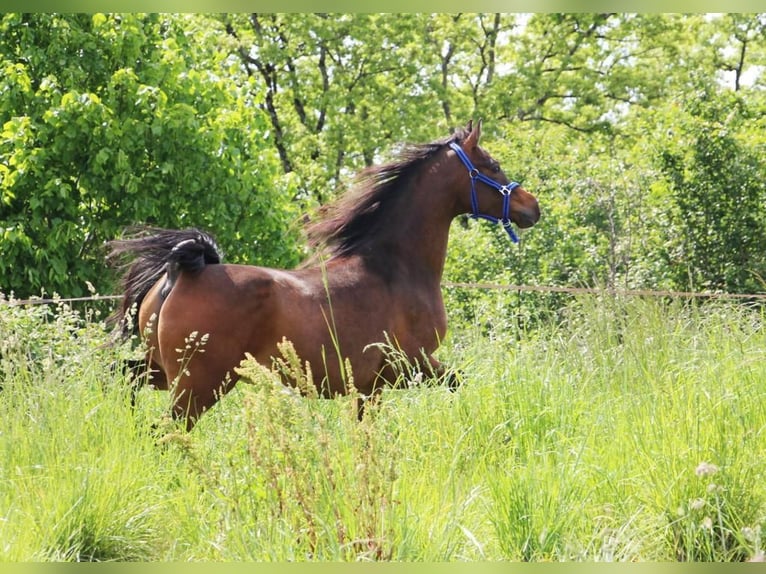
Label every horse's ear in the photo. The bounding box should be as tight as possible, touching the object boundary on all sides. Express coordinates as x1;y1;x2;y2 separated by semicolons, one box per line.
464;119;482;149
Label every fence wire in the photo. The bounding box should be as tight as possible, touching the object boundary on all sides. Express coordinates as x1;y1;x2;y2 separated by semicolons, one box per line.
3;283;766;307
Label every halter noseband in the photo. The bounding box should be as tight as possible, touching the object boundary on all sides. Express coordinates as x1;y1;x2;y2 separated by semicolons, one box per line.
449;142;520;243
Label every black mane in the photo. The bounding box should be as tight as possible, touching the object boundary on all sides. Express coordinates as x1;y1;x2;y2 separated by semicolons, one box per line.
305;127;470;257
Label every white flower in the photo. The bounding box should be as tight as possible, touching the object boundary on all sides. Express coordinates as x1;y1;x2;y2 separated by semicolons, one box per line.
690;498;706;511
695;462;719;477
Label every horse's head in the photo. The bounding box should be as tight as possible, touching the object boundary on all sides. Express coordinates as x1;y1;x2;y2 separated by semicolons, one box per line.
449;120;540;241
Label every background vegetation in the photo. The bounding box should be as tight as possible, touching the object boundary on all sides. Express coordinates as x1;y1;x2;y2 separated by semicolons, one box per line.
1;13;765;301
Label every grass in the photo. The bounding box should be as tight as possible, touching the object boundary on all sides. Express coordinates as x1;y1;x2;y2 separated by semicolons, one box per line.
0;293;764;561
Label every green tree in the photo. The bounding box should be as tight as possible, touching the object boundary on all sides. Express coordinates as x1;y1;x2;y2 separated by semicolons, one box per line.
3;13;766;304
0;13;299;299
482;14;766;296
655;91;766;293
221;13;438;203
701;13;766;92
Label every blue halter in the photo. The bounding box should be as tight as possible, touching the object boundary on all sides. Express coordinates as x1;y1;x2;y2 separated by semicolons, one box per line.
449;142;520;243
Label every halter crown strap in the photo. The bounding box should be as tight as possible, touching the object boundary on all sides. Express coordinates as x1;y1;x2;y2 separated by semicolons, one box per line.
449;142;520;243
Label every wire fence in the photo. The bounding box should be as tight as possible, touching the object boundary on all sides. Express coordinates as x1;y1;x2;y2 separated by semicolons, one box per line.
1;294;122;307
441;282;766;300
3;282;766;307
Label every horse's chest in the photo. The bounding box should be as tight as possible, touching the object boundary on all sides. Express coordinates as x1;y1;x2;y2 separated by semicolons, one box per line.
391;295;446;347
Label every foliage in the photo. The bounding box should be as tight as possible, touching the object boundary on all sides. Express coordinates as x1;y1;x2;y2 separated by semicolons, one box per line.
0;14;300;299
219;13;445;200
654;90;766;293
2;13;766;303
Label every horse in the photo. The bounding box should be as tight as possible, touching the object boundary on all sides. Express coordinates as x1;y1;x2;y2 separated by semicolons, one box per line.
107;120;540;430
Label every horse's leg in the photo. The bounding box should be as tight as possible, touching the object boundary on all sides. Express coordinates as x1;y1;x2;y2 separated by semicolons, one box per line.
111;356;167;405
123;358;147;407
128;279;171;405
426;355;462;391
165;358;236;431
170;380;228;431
124;351;169;400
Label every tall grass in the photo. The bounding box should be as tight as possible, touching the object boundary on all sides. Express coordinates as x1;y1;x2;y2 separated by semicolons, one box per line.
0;299;175;560
0;293;764;561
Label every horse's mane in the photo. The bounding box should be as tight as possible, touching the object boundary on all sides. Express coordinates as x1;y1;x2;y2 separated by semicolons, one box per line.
305;126;470;258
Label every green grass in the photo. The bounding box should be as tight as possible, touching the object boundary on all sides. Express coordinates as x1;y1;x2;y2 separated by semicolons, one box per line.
0;294;764;561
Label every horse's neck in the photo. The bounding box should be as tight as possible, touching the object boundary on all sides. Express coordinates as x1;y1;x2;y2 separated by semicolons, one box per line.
365;182;455;287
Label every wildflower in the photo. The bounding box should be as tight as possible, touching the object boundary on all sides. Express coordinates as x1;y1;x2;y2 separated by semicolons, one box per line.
407;372;423;388
695;462;719;477
690;498;706;511
701;516;713;530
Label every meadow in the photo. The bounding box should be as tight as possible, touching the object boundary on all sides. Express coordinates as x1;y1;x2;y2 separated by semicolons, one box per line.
0;293;764;562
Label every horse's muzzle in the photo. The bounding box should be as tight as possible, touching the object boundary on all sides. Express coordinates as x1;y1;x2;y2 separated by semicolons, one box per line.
515;201;541;229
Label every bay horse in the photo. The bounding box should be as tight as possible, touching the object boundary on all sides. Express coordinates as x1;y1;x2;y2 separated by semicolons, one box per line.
108;120;540;430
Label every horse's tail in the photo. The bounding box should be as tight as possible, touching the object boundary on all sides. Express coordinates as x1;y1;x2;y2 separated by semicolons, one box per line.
107;226;222;338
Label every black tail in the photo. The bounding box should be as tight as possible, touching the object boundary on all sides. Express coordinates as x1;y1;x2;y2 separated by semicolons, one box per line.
107;227;222;338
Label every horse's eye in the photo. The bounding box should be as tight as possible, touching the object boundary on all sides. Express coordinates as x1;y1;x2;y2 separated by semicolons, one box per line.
491;162;501;174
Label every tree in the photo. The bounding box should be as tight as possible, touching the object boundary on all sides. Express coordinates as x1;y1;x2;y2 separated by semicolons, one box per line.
3;13;766;303
0;14;299;299
221;13;437;203
656;91;766;293
704;13;766;92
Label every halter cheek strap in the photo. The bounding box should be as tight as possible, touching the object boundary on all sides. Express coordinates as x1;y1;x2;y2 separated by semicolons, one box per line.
449;142;520;243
